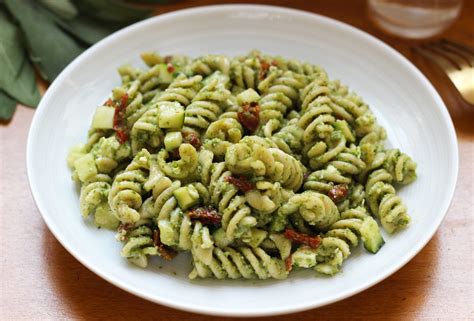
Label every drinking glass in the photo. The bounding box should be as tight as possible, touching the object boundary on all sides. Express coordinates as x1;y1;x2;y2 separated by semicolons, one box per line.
367;0;463;39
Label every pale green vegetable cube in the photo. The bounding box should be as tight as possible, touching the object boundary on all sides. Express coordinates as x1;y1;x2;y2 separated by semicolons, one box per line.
292;247;317;268
237;88;260;105
94;204;119;229
74;154;97;182
92;106;115;129
158;220;175;246
156;64;174;84
164;131;183;151
174;185;199;210
360;216;385;253
159;102;184;129
67;143;87;168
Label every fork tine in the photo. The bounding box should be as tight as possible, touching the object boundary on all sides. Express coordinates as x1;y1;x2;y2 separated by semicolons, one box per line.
424;43;470;70
439;40;474;66
414;45;457;72
441;39;474;56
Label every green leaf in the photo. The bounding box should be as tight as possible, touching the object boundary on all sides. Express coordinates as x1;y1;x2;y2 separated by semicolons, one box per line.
129;0;175;3
0;10;40;107
73;0;152;23
40;0;78;20
0;90;17;121
5;0;85;82
50;13;123;45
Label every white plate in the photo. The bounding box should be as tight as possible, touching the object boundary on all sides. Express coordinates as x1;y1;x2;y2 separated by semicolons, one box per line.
27;4;458;317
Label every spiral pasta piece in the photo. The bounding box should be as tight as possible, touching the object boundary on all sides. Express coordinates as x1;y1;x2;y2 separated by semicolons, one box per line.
203;118;244;157
225;136;305;191
79;174;112;218
130;107;164;154
304;130;347;170
365;169;410;233
208;162;256;240
184;75;231;134
157;143;199;180
263;119;304;156
273;191;340;231
119;225;159;268
230;56;260;90
155;74;203;106
109;149;151;223
189;246;288;280
383;149;417;184
188;54;231;76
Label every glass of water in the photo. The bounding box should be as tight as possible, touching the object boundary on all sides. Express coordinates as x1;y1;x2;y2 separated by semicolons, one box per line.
367;0;463;39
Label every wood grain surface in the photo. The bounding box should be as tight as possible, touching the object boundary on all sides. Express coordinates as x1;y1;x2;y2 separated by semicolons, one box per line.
1;1;473;320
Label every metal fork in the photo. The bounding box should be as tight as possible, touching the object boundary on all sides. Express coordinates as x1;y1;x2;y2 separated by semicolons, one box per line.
414;39;474;105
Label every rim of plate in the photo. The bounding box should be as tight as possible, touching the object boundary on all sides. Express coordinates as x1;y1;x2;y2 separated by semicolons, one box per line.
26;4;459;317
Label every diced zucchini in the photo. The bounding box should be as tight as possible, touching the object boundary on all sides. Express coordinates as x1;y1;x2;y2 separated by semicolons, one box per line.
155;64;174;84
164;131;183;151
237;88;260;105
74;153;97;182
128;256;148;268
173;185;199;210
158;220;176;246
91;106;115;129
292;247;317;268
360;216;385;253
94;204;119;229
67;143;87;168
158;102;184;129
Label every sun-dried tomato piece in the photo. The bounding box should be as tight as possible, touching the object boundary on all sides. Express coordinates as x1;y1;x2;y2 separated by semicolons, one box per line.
259;60;270;80
166;63;175;73
104;98;114;107
113;93;129;144
225;175;255;193
283;229;321;249
153;229;178;261
187;207;221;225
327;184;349;204
182;132;202;150
285;256;293;272
237;102;260;132
115;130;128;145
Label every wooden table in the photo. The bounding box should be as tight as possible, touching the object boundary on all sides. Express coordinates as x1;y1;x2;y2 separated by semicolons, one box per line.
1;1;473;320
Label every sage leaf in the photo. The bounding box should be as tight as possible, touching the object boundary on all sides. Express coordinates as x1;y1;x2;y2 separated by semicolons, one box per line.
73;0;152;23
51;14;122;45
5;0;85;81
0;10;40;107
40;0;78;20
0;90;17;121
